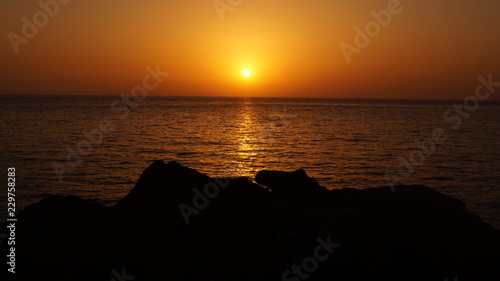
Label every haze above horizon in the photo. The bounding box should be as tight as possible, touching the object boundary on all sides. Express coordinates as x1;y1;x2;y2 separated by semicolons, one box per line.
1;0;500;100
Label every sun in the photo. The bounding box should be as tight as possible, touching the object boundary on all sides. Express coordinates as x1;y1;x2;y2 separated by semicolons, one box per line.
243;70;251;77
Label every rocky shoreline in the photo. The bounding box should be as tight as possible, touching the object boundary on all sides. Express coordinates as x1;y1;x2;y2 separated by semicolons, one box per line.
2;161;500;280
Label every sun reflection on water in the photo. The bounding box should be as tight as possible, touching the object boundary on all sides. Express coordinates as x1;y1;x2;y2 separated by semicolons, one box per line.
230;99;262;178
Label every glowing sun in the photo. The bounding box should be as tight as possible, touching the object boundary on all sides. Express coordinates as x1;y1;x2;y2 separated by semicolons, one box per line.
243;70;251;77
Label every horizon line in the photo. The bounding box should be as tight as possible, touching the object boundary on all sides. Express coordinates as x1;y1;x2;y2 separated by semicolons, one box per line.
1;94;500;103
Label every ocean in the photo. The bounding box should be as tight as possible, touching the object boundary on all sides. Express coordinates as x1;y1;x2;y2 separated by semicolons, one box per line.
1;96;499;229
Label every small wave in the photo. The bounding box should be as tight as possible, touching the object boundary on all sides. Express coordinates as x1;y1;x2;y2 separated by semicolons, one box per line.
422;176;453;181
177;152;197;156
344;138;376;143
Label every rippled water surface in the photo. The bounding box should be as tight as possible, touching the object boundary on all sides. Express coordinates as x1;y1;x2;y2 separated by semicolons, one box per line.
1;96;499;228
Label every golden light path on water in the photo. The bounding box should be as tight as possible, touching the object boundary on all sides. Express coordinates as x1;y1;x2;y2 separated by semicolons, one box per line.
233;99;261;177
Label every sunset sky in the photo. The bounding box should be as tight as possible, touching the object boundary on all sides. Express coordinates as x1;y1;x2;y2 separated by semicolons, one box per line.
1;0;500;99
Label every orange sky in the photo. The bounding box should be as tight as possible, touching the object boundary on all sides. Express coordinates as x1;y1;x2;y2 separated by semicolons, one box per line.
1;0;500;99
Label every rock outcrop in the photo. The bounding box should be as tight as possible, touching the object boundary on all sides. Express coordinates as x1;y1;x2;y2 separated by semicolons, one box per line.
1;161;499;281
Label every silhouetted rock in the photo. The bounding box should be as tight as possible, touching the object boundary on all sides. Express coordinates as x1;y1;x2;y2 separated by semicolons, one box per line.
115;161;211;213
256;169;328;199
2;161;499;281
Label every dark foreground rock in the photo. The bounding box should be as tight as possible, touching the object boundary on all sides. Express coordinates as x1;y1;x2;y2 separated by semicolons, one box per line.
1;161;500;281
